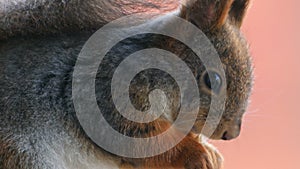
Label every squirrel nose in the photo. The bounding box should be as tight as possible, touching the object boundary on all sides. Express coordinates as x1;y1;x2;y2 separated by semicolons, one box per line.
221;130;240;140
221;131;233;140
220;120;242;140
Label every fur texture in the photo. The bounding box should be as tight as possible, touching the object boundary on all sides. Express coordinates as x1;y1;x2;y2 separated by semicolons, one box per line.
0;0;179;40
0;0;253;168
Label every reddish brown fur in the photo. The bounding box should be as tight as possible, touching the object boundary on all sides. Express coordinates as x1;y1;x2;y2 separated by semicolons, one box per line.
120;120;219;169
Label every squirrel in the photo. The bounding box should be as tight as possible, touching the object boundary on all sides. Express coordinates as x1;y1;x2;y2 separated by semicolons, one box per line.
0;0;253;169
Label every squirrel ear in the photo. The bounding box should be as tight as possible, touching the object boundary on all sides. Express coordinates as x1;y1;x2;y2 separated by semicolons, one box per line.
181;0;234;30
229;0;250;27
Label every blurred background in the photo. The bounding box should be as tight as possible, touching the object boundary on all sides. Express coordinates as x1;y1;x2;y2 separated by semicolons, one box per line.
213;0;300;168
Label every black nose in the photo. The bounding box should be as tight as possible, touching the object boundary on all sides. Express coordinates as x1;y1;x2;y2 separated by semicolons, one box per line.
221;131;235;140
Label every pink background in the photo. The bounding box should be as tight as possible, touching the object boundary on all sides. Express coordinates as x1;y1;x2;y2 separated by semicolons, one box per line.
214;0;300;168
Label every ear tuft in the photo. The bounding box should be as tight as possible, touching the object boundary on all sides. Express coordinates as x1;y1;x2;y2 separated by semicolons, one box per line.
229;0;250;27
214;0;234;29
180;0;234;30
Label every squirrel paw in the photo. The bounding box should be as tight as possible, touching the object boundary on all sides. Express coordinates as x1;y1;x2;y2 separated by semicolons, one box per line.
203;143;223;169
183;143;223;169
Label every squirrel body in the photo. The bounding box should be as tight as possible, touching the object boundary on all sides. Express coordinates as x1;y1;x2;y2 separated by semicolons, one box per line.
0;0;253;168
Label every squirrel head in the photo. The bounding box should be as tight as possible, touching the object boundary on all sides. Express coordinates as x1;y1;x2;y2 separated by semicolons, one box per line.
102;0;253;141
97;0;254;141
178;0;253;140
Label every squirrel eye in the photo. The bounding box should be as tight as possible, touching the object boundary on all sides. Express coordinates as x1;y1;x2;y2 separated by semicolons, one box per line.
203;71;222;92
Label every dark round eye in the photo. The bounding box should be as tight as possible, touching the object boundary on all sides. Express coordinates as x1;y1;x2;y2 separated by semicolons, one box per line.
203;71;222;92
